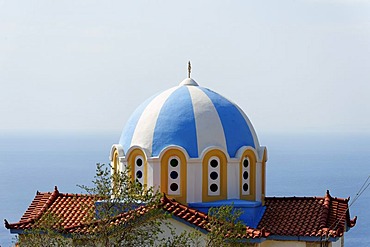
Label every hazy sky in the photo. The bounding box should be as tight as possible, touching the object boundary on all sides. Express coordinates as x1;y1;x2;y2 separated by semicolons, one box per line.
1;0;369;135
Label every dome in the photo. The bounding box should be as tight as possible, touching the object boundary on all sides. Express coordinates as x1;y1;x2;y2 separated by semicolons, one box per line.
119;78;260;158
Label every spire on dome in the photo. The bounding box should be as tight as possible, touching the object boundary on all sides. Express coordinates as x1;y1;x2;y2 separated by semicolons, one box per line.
180;61;198;86
188;61;191;78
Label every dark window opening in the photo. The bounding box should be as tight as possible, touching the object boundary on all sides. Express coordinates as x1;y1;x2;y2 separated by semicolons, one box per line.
170;171;178;179
210;159;218;168
136;170;143;179
243;159;249;168
170;183;179;191
170;159;179;167
243;183;249;192
210;171;218;180
210;183;218;192
136;158;143;167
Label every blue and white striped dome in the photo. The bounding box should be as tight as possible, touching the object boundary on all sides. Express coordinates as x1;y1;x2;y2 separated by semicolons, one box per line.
119;78;259;158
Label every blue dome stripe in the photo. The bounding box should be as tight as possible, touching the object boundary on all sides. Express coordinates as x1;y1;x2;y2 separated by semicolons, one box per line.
119;94;158;152
119;80;260;158
199;87;255;157
152;86;198;157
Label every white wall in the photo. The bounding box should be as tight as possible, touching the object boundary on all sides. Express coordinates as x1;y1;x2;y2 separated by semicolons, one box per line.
227;160;239;199
147;160;154;188
331;237;343;247
152;160;160;191
187;160;202;203
260;240;306;247
255;162;262;202
158;218;206;245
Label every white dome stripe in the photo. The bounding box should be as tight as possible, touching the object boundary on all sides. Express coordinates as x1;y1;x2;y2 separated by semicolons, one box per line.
198;87;256;156
234;104;260;148
188;86;227;155
152;86;198;157
119;94;158;153
119;79;261;158
130;86;178;154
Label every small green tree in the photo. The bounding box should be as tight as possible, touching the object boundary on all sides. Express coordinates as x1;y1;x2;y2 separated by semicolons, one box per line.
205;205;248;247
75;164;250;247
157;227;204;247
17;212;69;247
16;164;175;247
15;163;252;247
74;163;170;246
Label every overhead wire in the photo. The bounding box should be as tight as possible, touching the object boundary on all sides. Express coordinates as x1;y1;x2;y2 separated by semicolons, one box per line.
330;175;369;231
349;175;370;207
312;175;370;245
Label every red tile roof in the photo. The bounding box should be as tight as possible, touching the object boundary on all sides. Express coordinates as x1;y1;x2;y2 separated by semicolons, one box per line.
160;195;269;239
5;186;97;231
258;190;357;238
5;187;268;239
5;187;355;240
64;204;157;235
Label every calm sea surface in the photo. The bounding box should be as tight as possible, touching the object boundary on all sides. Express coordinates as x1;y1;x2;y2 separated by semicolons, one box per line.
0;132;369;246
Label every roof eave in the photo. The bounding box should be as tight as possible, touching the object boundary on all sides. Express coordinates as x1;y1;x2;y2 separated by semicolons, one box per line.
267;235;340;242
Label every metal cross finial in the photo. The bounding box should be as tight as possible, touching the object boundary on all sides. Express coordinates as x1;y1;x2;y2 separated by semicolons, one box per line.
188;61;191;78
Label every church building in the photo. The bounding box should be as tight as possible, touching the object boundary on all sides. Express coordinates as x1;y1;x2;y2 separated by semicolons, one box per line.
5;66;356;246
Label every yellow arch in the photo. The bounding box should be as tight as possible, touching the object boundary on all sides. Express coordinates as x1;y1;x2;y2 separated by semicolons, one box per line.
111;149;120;194
127;148;147;185
202;149;227;202
239;149;256;201
160;149;187;204
113;149;119;174
261;148;267;204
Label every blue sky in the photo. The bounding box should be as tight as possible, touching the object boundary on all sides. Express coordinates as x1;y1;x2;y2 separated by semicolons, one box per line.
1;0;369;134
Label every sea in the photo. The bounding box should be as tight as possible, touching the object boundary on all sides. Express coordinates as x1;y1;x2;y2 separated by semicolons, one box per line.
0;132;369;247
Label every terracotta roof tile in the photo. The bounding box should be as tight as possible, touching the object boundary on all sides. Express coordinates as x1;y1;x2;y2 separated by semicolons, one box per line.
65;204;156;234
5;188;355;240
68;195;269;238
5;186;97;231
159;195;269;239
258;190;356;238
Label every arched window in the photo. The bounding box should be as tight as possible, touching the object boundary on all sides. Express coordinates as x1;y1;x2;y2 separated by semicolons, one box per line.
134;155;144;186
167;156;181;196
128;149;147;186
160;149;187;204
241;157;250;195
113;150;119;174
202;150;227;202
112;149;120;194
208;156;220;196
239;150;256;201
